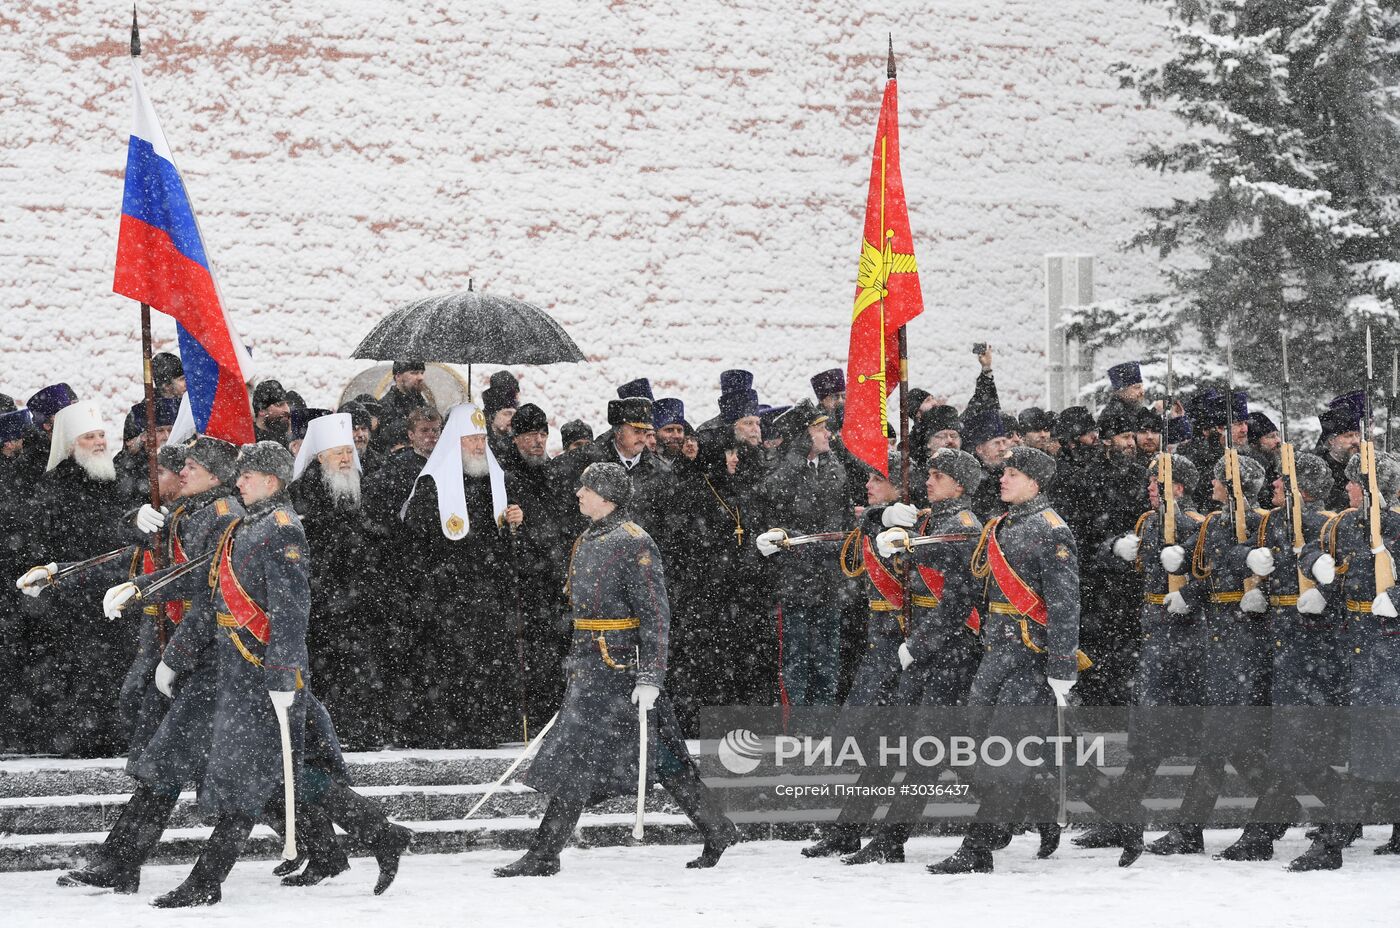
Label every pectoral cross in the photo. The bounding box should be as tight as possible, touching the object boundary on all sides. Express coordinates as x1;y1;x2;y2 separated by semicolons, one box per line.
734;524;745;547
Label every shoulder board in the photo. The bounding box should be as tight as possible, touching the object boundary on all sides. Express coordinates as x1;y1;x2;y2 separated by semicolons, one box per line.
959;510;977;528
274;510;293;526
1186;511;1207;523
1042;510;1065;529
215;499;231;516
622;521;645;537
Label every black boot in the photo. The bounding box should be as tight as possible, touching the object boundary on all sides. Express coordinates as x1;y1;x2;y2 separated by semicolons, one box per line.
1071;824;1125;849
801;824;862;858
56;859;140;894
1287;826;1345;872
1215;823;1275;862
495;795;582;877
150;813;253;908
272;855;306;878
1119;825;1144;868
1036;823;1061;859
662;768;740;869
927;839;994;875
1146;825;1204;855
368;822;413;894
59;784;179;894
280;804;350;887
320;781;414;893
1374;824;1400;855
843;825;908;866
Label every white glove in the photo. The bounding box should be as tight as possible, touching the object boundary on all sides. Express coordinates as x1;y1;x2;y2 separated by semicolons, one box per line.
1246;547;1275;577
1160;545;1186;573
756;529;787;558
1047;677;1075;707
876;527;911;558
1296;588;1327;614
268;690;297;710
898;642;914;670
103;582;138;619
155;662;177;698
1240;588;1268;614
136;504;169;534
1312;554;1336;585
1373;591;1398;618
1112;533;1141;562
1164;591;1190;615
630;683;660;711
17;563;57;597
882;502;919;528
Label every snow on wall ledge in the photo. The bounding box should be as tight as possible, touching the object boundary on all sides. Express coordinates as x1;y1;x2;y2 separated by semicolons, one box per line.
1;0;1181;431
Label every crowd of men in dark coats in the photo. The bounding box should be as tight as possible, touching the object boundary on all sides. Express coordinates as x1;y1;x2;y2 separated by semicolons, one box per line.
0;347;1377;764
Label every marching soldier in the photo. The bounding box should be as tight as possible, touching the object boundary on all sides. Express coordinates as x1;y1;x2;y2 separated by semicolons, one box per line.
927;447;1085;874
498;463;738;877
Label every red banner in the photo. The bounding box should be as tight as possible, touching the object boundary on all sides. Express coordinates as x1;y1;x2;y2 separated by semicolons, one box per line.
842;71;923;475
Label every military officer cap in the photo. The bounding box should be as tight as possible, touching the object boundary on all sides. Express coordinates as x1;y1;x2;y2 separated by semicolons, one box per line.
511;403;549;436
236;440;295;486
929;447;984;494
759;405;791;442
810;368;845;400
0;408;33;443
580;462;634;507
1213;452;1266;497
1293;452;1334;501
777;400;828;437
1107;361;1142;390
186;436;239;485
1345;451;1400;501
560;419;594;447
1003;446;1057;488
392;359;426;375
616;378;653;401
961;408;1006;448
1149;452;1198;493
1053;405;1097;442
1018;407;1056;433
607;397;654;431
26;383;77;425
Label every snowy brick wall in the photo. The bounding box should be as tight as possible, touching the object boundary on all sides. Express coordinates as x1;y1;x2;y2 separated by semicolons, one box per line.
1;0;1182;434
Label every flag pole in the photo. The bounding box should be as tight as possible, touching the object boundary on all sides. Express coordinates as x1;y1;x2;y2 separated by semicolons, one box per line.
886;35;915;637
132;6;169;650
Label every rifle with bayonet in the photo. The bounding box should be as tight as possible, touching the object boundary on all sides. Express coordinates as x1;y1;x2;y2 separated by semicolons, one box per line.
1279;333;1314;596
1362;326;1396;598
1160;349;1186;594
1223;325;1260;594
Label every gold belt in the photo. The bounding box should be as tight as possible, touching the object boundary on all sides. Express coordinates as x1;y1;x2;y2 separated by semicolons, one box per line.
912;594;940;608
869;601;899;612
1143;593;1167;605
1270;595;1299;607
1346;600;1373;613
218;614;264;668
573;618;640;631
989;602;1022;615
870;596;938;612
1209;591;1244;604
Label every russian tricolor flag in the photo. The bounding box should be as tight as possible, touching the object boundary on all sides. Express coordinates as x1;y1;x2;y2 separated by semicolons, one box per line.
113;56;255;445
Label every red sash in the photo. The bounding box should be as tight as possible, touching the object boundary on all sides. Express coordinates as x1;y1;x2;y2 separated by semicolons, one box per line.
217;531;270;644
141;534;188;624
862;535;904;608
985;518;1048;625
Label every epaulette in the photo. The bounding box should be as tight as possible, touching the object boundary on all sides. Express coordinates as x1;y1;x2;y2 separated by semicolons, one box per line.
274;510;293;527
958;510;977;528
214;499;231;516
621;521;645;538
1042;510;1065;529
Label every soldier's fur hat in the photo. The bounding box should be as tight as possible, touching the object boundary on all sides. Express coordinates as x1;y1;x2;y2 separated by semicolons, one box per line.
929;447;984;495
1003;446;1057;488
1293;452;1333;502
156;444;187;474
1345;451;1400;502
581;462;633;508
186;436;239;485
1149;452;1198;493
236;440;294;486
1212;453;1266;498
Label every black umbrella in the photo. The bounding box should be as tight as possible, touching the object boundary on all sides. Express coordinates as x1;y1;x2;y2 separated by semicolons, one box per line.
352;283;586;367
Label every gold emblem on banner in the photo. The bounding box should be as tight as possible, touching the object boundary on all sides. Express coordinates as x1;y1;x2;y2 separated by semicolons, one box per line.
446;514;465;535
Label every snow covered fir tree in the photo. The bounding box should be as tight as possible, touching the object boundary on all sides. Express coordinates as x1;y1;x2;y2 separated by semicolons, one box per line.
1067;0;1400;410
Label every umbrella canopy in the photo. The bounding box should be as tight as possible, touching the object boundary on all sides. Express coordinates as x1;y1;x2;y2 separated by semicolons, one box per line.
352;288;585;366
337;362;472;413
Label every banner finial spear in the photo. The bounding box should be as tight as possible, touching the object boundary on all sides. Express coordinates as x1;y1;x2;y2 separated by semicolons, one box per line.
887;33;895;79
131;5;141;58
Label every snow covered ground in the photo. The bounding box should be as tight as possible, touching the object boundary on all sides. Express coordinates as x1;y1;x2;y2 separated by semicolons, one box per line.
1;830;1395;927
